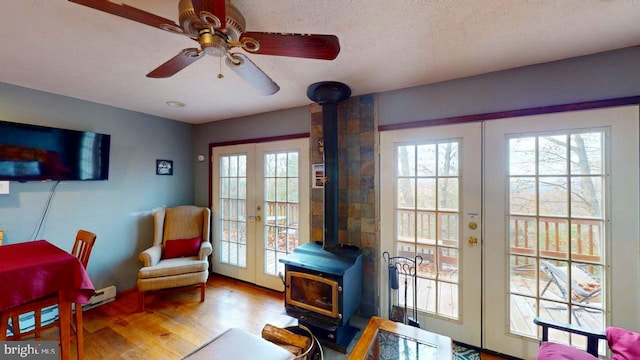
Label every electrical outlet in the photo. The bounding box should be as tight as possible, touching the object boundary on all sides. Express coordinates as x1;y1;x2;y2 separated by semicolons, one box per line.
0;181;9;194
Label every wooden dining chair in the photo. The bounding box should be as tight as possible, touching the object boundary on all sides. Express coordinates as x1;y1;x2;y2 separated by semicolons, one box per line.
4;230;97;358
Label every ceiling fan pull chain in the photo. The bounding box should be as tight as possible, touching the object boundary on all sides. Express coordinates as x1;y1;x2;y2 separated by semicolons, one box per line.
217;56;224;79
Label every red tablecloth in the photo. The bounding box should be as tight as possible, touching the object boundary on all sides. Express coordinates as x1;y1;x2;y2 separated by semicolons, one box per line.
0;240;95;311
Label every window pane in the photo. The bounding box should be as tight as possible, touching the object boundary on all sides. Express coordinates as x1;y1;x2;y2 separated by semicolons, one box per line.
438;213;458;245
221;178;229;198
276;178;287;202
437;282;458;318
538;218;568;260
287;179;298;203
416;245;436;279
264;154;276;177
397;211;415;242
510;216;536;254
539;135;568;175
238;155;247;176
570;133;603;175
539;176;568;217
220;156;229;177
265;178;275;201
397;178;416;209
510;295;537;337
510;256;536;296
569;263;602;306
438;247;458;283
416;178;435;210
510;137;536;176
398;145;416;176
288;152;299;177
229;155;238;176
416;277;436;313
539;260;569;301
510;177;536;215
438;142;459;176
416;144;436;176
571;221;603;261
570;176;603;219
416;211;436;243
277;153;287;177
437;178;458;211
238;178;246;199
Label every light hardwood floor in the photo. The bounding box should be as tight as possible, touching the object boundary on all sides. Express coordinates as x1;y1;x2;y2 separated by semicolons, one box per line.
34;274;509;359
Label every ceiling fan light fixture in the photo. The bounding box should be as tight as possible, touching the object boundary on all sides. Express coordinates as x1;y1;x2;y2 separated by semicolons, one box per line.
226;53;279;96
199;30;227;57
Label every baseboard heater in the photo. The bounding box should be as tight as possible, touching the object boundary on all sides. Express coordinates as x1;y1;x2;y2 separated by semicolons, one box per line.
83;285;117;311
9;286;116;336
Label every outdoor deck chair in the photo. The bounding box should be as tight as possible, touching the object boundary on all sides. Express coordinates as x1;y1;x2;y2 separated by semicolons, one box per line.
540;260;601;325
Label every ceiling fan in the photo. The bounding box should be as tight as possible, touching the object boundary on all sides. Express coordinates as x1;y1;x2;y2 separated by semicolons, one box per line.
68;0;341;95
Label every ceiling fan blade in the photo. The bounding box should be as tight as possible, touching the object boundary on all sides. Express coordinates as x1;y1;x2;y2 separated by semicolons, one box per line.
240;32;340;60
69;0;180;30
147;48;204;78
192;0;226;29
226;53;280;95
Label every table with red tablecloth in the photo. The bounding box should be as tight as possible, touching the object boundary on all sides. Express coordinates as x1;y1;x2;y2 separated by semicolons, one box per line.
0;240;95;359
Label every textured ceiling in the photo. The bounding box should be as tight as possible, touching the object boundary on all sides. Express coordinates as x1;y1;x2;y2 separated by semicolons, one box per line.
1;1;639;124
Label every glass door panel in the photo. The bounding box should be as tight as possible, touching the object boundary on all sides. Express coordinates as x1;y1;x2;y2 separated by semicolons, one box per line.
213;139;309;290
484;106;639;358
219;154;247;268
212;144;255;282
380;122;482;347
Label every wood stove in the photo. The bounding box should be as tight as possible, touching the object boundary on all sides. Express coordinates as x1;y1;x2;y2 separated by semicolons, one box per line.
279;82;363;353
280;242;362;351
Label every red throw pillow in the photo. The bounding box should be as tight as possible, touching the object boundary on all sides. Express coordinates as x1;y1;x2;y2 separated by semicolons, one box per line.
607;327;640;360
163;237;201;259
536;342;598;360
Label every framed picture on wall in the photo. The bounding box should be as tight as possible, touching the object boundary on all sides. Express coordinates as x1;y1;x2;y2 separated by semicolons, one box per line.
156;159;173;175
312;163;325;188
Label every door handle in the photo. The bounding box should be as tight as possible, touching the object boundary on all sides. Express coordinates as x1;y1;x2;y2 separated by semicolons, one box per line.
468;236;478;246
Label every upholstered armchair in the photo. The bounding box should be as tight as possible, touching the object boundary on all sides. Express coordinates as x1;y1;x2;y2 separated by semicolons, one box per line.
137;205;212;311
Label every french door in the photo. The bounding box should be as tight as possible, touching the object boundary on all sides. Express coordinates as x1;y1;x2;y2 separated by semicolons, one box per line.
380;106;639;358
380;122;483;346
211;138;310;291
483;106;639;358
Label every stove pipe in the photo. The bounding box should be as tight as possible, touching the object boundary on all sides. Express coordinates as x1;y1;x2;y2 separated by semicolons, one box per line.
307;81;351;251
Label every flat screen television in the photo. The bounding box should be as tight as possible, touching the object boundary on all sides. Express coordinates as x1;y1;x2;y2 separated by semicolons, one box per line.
0;120;111;181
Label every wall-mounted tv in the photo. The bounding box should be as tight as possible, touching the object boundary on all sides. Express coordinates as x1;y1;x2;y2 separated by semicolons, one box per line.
0;120;111;181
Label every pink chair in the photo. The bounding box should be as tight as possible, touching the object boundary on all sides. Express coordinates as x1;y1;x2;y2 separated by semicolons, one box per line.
535;317;640;359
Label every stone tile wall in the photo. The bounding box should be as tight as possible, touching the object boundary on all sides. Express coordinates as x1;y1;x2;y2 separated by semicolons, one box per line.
309;94;378;316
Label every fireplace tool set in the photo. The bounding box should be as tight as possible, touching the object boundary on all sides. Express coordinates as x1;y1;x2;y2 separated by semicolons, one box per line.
383;251;423;328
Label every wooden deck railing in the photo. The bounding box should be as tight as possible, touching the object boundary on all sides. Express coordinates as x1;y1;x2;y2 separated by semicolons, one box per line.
395;211;603;273
511;216;602;264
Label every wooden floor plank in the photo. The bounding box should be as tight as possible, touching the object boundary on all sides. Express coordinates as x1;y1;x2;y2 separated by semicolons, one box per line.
22;274;509;359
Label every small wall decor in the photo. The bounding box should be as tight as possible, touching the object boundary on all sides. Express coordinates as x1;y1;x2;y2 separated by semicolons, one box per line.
156;159;173;175
312;163;325;188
